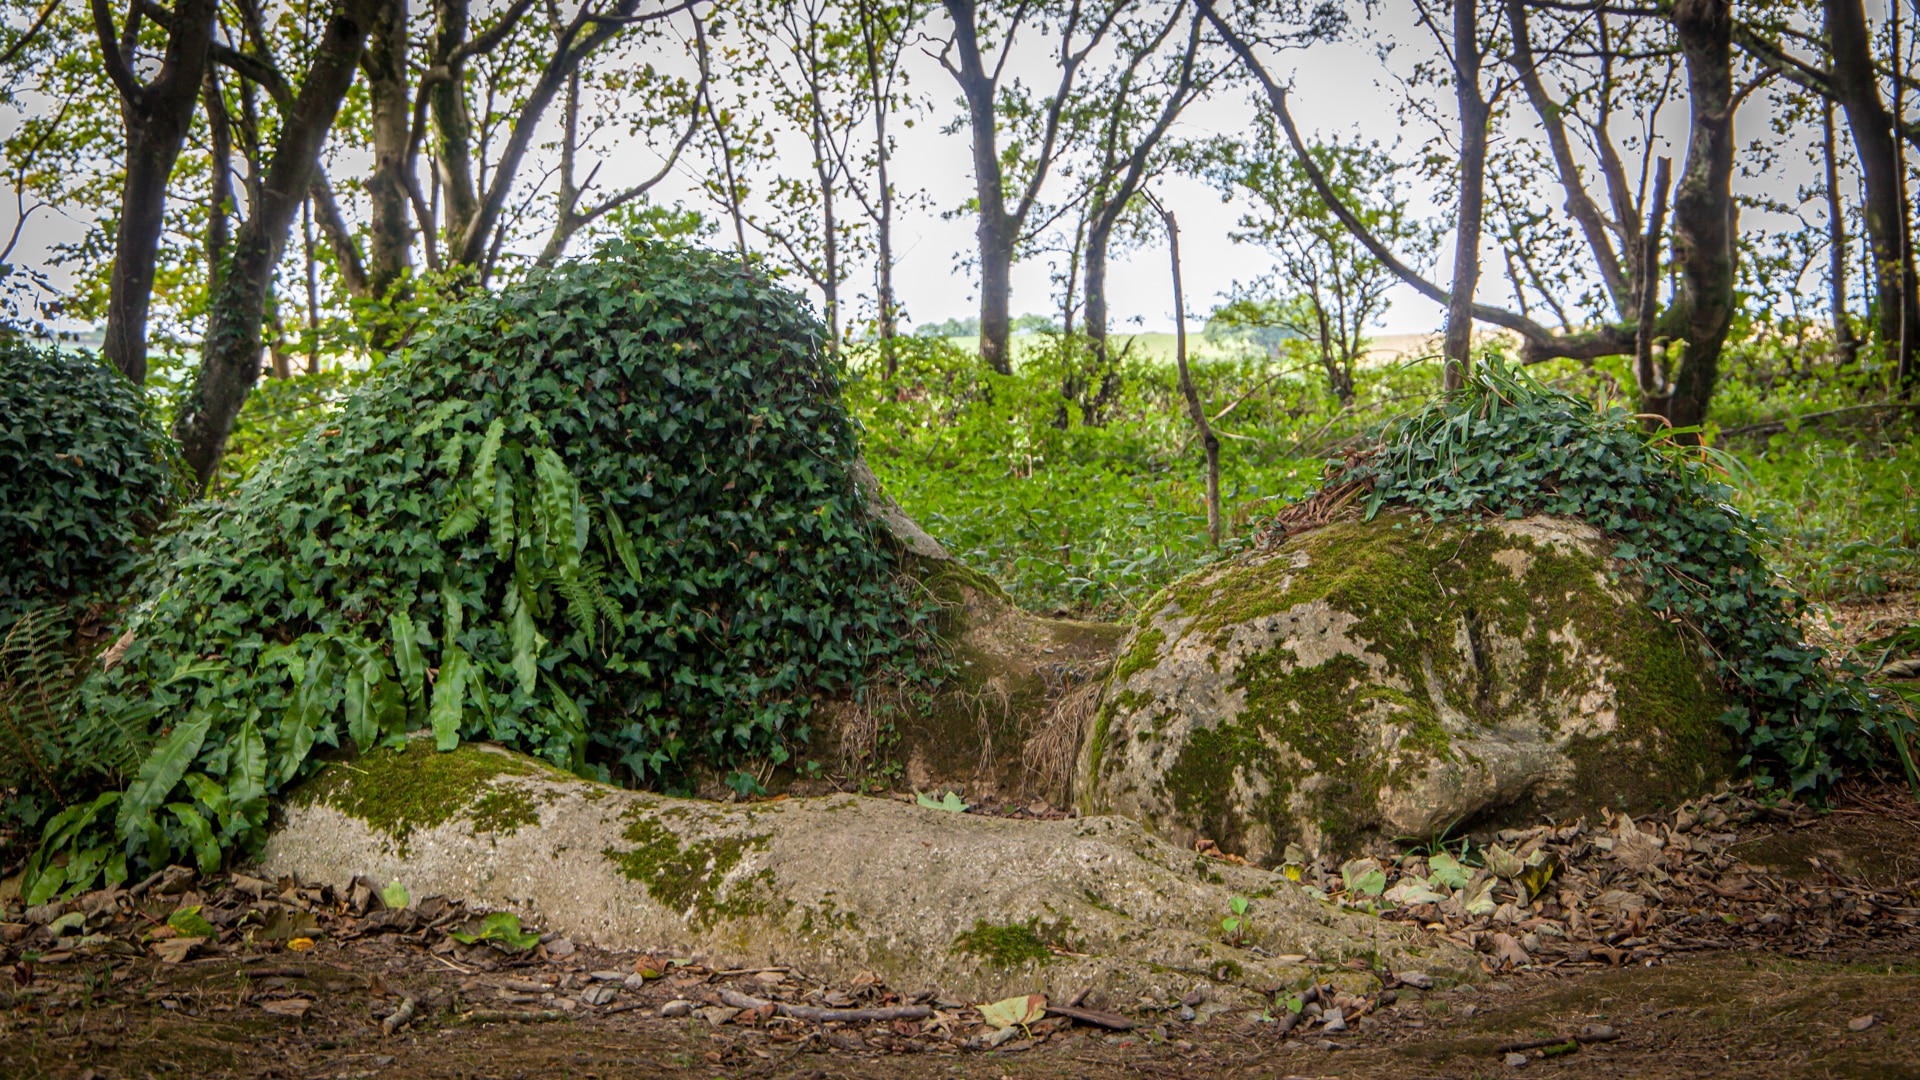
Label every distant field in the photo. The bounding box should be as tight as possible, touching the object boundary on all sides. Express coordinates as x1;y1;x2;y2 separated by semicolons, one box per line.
925;329;1493;368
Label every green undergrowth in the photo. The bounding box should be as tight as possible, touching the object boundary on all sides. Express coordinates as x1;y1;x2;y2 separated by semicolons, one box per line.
951;917;1074;967
1321;358;1894;795
602;807;772;925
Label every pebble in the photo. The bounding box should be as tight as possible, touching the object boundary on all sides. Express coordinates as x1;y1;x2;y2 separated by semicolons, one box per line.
623;973;650;990
1848;1015;1876;1032
544;938;577;959
581;984;619;1006
1580;1023;1616;1040
660;999;694;1018
588;970;626;982
1177;1005;1196;1022
1397;972;1435;990
1321;1011;1348;1033
1505;1052;1529;1067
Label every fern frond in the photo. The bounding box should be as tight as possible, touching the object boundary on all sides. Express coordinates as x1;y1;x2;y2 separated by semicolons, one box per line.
0;608;76;803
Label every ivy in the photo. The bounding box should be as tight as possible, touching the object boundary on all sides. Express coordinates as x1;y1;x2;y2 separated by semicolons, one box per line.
0;341;187;630
1314;358;1887;795
29;242;932;895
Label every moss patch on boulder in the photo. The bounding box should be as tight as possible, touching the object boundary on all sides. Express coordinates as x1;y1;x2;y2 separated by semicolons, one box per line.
1082;514;1730;863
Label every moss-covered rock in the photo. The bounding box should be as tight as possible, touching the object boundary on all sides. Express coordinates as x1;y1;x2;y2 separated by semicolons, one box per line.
264;742;1475;1003
1080;514;1731;863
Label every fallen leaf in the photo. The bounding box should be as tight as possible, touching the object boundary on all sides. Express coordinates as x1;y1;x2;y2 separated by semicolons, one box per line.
1426;852;1471;889
168;905;217;939
978;993;1047;1030
260;998;313;1018
1484;845;1526;881
151;937;205;964
286;937;316;952
915;791;969;813
380;881;411;910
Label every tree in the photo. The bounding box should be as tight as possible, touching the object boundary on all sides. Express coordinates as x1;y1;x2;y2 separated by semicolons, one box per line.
938;0;1124;374
1210;131;1432;405
91;0;218;385
173;0;379;487
1200;0;1740;429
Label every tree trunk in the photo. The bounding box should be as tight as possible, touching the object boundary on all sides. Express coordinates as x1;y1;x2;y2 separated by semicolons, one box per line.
1661;0;1737;434
1827;0;1919;390
1442;0;1488;391
364;0;411;300
1823;98;1859;365
945;0;1014;374
430;0;479;251
97;0;219;386
1149;195;1218;547
174;0;376;487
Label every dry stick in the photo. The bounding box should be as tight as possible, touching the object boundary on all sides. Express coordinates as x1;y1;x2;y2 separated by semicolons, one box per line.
1141;190;1219;547
1719;400;1920;438
1633;157;1673;404
717;987;932;1023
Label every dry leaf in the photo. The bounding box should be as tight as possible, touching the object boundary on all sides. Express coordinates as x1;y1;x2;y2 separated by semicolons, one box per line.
151;936;205;964
978;993;1047;1030
260;998;313;1018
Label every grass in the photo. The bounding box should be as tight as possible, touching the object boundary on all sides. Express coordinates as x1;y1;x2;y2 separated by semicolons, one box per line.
848;333;1920;620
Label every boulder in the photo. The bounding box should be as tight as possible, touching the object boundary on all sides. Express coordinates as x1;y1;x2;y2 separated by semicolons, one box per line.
1079;514;1730;863
262;742;1475;1003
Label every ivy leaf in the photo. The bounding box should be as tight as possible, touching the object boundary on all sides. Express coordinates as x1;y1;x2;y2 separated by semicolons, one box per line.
1426;851;1471;889
978;994;1047;1030
450;911;541;952
915;790;968;813
117;711;212;842
166;803;221;875
430;646;472;751
167;904;217;939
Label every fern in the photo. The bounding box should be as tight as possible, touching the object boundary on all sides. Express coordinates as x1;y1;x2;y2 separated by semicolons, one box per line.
0;607;72;805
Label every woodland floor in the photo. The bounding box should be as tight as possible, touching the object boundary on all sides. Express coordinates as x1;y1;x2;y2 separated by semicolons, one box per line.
5;591;1919;1080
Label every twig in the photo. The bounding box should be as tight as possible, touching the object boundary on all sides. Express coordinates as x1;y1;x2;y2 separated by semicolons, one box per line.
717;987;932;1022
1719;401;1920;438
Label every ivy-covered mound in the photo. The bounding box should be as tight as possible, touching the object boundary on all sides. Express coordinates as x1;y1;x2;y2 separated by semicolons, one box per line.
1080;361;1889;862
1348;361;1882;795
0;341;184;630
25;243;930;901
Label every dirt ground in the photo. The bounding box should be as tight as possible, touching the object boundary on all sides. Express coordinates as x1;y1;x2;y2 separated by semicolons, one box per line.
5;777;1918;1080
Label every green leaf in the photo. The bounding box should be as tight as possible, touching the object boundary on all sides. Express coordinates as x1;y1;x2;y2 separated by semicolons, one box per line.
345;665;377;752
1426;851;1471;889
449;911;541;951
167;904;217;939
118;711;212;842
182;772;229;827
390;611;427;708
229;719;268;819
604;507;641;582
167;804;221;876
430;646;471;751
915;790;969;813
380;881;411;910
507;586;544;696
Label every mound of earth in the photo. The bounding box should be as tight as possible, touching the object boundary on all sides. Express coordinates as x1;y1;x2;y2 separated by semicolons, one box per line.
1079;514;1731;864
261;742;1476;1004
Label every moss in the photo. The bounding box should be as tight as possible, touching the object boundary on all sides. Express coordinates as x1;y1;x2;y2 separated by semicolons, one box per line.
1113;628;1166;682
951;917;1073;968
290;743;569;852
602;810;771;926
1120;514;1729;860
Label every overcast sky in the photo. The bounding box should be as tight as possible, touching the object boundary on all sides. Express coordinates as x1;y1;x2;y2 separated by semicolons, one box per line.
6;0;1849;341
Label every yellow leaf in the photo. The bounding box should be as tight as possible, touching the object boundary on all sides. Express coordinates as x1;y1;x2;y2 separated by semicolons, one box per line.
287;937;316;952
978;993;1047;1030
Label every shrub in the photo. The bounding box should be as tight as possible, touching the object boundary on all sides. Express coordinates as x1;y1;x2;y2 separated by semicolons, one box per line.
23;243;931;900
1272;357;1889;795
0;341;185;629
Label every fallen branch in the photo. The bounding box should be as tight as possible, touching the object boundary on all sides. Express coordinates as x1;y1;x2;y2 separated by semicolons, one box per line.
382;995;416;1034
718;987;932;1023
1045;1002;1134;1030
454;1009;574;1024
1719;401;1919;438
1495;1028;1619;1054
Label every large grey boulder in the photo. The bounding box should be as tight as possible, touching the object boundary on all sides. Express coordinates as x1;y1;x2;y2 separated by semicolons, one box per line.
261;742;1474;1004
1078;514;1730;864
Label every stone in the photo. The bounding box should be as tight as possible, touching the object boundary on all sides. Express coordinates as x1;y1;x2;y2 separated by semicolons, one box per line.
262;743;1475;1006
660;1000;694;1018
1079;514;1730;862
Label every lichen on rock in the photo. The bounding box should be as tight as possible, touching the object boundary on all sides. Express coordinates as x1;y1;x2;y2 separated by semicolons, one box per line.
1080;513;1730;863
264;742;1476;1003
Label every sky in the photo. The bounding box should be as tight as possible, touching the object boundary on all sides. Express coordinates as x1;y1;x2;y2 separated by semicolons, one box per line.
3;0;1855;342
